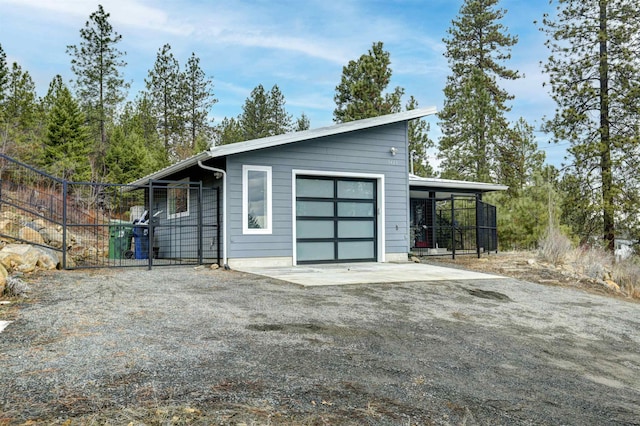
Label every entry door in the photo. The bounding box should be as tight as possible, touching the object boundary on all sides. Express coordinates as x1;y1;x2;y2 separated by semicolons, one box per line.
296;176;377;263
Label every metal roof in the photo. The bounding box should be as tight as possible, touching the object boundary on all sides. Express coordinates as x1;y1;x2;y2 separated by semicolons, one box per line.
409;174;508;192
129;107;437;186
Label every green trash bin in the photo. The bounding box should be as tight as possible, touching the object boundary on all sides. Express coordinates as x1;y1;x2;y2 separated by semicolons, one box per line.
108;222;134;259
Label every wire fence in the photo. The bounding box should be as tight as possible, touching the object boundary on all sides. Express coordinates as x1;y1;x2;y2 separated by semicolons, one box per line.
410;195;498;258
0;153;220;269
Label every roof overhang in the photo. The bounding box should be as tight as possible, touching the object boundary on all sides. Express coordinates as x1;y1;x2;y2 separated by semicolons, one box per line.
409;174;508;193
129;107;437;186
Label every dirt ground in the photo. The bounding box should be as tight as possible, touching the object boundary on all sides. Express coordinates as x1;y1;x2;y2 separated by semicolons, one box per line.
1;261;639;425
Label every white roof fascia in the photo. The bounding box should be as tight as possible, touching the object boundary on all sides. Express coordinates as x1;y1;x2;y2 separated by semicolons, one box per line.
409;174;508;192
129;107;436;186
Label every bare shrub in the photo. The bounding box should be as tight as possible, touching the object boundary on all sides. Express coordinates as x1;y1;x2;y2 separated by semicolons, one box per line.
611;258;640;298
538;227;573;265
4;276;29;297
568;246;613;280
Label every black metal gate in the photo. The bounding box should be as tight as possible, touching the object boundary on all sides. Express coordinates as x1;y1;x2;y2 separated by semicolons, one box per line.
410;195;497;258
0;153;220;269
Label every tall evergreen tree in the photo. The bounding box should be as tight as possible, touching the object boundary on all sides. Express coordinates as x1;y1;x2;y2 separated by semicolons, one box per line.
67;4;128;182
333;41;404;123
145;43;183;159
496;118;545;195
438;0;520;182
294;112;311;132
542;0;640;251
182;52;217;156
44;80;91;181
406;96;435;177
1;62;40;162
0;44;8;106
240;84;271;140
267;84;292;135
214;116;244;146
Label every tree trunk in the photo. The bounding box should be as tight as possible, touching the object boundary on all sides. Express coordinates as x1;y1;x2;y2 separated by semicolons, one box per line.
599;0;615;252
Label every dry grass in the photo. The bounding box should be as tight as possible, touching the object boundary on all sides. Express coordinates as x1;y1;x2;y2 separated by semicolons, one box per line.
538;228;639;299
538;228;573;265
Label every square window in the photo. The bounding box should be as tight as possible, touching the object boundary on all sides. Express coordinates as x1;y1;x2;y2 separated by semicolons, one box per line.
243;165;272;234
167;180;190;219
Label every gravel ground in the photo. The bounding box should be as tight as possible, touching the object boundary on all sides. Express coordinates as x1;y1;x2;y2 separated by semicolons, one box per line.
1;266;639;425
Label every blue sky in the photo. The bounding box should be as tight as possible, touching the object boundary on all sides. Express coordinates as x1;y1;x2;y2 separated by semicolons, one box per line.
0;0;565;167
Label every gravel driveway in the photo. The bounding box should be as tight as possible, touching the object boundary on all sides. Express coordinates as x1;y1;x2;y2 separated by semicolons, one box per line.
1;266;639;425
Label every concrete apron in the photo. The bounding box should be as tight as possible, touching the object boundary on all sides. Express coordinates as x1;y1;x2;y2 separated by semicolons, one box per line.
235;262;505;287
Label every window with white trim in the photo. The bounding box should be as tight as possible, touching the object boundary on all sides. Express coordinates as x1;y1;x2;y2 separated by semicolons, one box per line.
167;179;190;219
243;165;272;234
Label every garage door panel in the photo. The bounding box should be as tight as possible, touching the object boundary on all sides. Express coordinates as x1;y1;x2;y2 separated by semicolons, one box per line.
338;241;374;260
297;220;334;239
296;200;333;216
338;221;374;238
297;178;334;198
337;202;374;217
297;242;334;262
337;180;374;199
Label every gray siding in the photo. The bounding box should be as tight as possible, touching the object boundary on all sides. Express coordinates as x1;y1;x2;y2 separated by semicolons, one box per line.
226;122;409;260
151;183;220;261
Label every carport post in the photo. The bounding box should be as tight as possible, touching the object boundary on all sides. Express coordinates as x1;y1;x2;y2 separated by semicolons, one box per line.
476;194;481;259
450;195;455;260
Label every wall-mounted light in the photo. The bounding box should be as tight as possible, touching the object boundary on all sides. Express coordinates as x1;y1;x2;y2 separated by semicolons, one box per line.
390;147;398;156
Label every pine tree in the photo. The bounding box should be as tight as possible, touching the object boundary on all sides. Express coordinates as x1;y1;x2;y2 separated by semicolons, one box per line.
182;52;217;156
214;117;244;146
145;43;183;160
0;44;8;106
333;41;404;123
438;0;520;182
541;0;640;251
240;84;271;140
67;4;128;182
267;84;292;135
496;118;545;195
1;62;40;162
45;80;91;181
294;112;311;132
406;96;435;177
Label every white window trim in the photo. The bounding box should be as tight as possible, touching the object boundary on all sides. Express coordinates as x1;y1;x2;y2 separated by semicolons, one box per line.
167;178;190;220
291;169;385;265
243;165;273;235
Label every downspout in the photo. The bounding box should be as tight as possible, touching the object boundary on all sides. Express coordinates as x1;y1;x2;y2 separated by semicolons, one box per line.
198;160;228;269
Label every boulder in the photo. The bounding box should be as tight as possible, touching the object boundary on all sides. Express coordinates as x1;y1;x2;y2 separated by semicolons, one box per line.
33;246;61;270
0;220;18;243
32;219;47;230
0;244;40;273
40;227;64;248
18;226;45;245
0;263;7;294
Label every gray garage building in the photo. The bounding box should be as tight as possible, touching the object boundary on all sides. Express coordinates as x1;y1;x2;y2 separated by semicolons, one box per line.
131;107;506;268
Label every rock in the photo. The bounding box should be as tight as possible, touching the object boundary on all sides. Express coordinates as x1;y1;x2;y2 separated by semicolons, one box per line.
39;227;64;248
604;279;620;292
193;265;205;271
0;263;7;294
33;246;61;270
527;258;537;265
18;227;45;245
210;263;219;270
0;244;40;273
410;256;421;263
32;219;47;230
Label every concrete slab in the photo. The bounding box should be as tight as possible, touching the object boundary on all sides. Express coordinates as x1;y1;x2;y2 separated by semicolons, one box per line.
235;262;505;286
